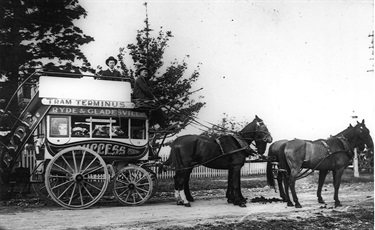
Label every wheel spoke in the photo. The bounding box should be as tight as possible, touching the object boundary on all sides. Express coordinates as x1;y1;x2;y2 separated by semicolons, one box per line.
50;179;72;191
81;182;95;199
82;165;104;176
79;151;86;173
57;182;74;200
52;162;72;175
72;150;78;172
61;155;75;173
136;187;149;193
135;189;145;200
68;183;77;205
134;174;147;184
78;184;84;205
117;188;130;197
84;180;104;192
82;156;99;173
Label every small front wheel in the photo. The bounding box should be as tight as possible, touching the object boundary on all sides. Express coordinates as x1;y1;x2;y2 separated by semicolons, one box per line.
113;165;153;205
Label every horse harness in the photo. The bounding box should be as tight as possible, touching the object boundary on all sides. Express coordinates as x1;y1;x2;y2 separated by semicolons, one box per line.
215;135;257;157
296;137;353;180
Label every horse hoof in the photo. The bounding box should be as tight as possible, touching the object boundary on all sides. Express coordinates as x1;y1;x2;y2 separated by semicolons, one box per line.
227;199;233;204
318;199;325;204
239;203;247;208
287;202;294;207
177;200;184;205
234;202;246;207
295;204;302;208
184;203;191;207
335;203;342;208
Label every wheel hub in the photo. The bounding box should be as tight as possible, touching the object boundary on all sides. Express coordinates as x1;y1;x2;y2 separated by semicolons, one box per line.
73;173;84;183
128;183;136;190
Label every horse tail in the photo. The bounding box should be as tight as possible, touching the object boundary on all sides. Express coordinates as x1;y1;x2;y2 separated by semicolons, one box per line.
266;143;276;188
158;152;172;174
278;143;289;173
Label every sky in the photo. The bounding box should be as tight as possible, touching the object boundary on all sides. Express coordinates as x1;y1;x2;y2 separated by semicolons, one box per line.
76;0;374;142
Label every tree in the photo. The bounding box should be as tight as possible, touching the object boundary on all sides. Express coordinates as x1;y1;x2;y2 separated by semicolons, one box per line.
0;0;93;114
199;113;249;138
0;0;93;199
117;5;205;134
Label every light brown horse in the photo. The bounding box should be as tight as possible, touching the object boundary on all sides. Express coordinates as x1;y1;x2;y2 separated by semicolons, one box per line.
276;120;373;208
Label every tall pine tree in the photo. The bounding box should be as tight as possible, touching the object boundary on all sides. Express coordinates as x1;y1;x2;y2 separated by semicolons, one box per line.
118;3;205;134
0;0;93;115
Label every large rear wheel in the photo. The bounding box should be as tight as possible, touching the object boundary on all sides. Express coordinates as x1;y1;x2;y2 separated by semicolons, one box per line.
113;165;153;205
45;147;109;209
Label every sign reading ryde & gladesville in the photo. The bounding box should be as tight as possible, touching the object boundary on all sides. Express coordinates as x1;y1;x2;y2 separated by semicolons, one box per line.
41;98;135;109
48;106;147;118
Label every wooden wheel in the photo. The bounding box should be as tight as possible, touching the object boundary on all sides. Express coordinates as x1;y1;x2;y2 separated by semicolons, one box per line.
142;166;158;198
113;165;153;205
45;147;109;209
32;182;53;203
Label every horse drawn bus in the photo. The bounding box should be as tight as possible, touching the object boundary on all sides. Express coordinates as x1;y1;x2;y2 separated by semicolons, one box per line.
0;72;165;209
0;71;277;209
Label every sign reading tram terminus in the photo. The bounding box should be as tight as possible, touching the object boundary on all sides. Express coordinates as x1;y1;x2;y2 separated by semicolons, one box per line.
42;98;135;109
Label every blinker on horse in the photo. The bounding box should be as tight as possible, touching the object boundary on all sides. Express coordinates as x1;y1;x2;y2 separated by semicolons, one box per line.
268;120;373;208
165;115;273;207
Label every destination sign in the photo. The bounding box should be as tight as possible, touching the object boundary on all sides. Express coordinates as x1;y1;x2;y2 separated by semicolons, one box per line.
49;106;147;118
41;98;135;109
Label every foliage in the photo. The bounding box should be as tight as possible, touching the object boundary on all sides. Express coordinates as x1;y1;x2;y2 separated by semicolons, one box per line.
0;0;93;109
200;113;249;138
118;18;205;132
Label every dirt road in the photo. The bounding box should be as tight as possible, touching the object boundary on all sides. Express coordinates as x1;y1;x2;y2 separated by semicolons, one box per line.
0;179;373;230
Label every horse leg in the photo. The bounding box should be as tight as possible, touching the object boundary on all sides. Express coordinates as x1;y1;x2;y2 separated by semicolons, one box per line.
226;166;234;204
173;171;183;205
332;168;344;207
232;165;246;207
277;172;287;202
183;168;194;202
174;171;191;207
282;172;293;207
289;168;302;208
317;170;329;204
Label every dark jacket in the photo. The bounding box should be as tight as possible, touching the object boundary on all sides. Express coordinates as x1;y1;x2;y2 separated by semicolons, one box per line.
133;76;155;99
96;69;123;81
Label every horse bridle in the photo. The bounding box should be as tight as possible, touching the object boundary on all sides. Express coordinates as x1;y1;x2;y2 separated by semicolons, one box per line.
238;121;271;142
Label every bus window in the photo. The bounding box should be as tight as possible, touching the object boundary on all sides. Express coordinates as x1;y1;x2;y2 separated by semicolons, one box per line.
50;117;69;137
92;117;111;138
71;116;90;137
131;119;146;139
112;118;129;138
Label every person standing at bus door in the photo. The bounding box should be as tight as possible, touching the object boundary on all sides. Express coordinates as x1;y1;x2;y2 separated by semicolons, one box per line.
133;66;169;130
96;56;122;80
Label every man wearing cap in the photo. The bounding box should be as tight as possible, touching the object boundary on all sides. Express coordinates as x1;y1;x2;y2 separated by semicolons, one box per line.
96;56;123;80
133;66;169;130
133;66;157;100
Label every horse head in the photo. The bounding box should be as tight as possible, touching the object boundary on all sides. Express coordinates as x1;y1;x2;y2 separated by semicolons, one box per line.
239;115;273;155
344;120;374;153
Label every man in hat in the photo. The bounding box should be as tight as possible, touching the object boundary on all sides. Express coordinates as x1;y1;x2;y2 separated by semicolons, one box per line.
133;66;157;100
133;66;169;130
96;56;123;80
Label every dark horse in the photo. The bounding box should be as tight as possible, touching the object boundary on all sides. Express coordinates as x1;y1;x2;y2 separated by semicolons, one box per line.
266;139;289;201
164;115;273;207
268;120;373;208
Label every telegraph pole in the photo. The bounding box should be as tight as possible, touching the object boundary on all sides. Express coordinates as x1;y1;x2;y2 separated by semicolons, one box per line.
368;31;374;72
351;111;359;177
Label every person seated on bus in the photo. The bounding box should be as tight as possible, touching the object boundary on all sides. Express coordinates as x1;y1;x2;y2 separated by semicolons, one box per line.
133;66;169;131
95;56;123;81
